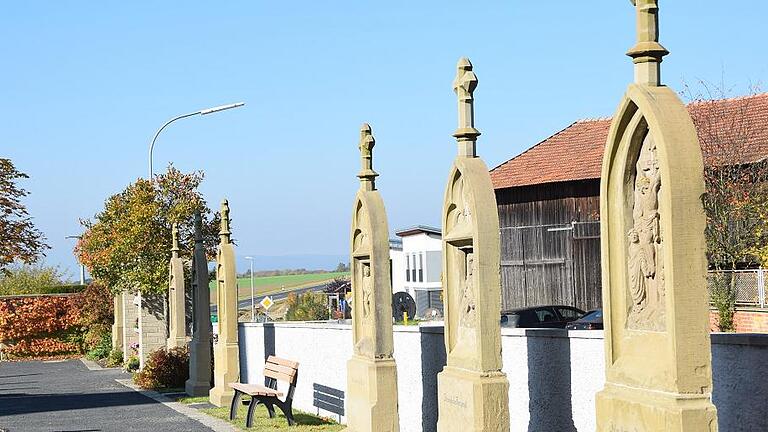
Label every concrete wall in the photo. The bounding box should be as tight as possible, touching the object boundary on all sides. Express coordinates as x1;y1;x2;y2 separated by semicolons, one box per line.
238;322;768;432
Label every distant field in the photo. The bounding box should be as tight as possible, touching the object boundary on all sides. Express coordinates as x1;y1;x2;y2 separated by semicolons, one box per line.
209;272;349;301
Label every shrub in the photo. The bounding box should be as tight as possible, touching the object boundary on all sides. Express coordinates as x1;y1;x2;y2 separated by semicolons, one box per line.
285;291;329;321
106;349;123;367
125;354;140;372
711;273;737;332
0;295;83;358
86;331;112;360
0;264;65;296
134;347;190;390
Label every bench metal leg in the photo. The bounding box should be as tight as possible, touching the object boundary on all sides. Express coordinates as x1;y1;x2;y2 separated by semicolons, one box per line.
264;401;276;419
276;400;296;426
229;390;242;421
245;396;259;428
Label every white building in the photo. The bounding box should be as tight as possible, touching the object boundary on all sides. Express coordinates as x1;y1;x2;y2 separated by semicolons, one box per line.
392;225;443;318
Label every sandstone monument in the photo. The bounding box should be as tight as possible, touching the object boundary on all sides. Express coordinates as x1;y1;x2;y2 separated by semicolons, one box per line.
167;223;187;349
595;1;718;430
185;212;213;396
209;200;241;407
436;58;509;432
343;123;400;432
111;292;124;352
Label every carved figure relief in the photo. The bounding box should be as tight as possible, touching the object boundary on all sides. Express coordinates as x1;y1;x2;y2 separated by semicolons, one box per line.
361;264;373;320
446;174;472;238
627;131;666;331
354;260;374;357
459;252;477;329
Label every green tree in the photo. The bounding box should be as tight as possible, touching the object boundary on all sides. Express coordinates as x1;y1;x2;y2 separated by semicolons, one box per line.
0;263;64;296
0;159;49;274
76;166;219;294
285;291;329;321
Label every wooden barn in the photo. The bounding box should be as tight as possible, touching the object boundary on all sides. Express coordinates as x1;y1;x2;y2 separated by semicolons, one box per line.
490;93;768;312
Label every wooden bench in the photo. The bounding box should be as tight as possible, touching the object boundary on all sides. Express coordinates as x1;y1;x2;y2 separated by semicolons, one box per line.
229;356;299;427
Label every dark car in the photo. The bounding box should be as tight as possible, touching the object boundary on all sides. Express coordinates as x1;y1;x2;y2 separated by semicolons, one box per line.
564;308;603;330
500;305;586;329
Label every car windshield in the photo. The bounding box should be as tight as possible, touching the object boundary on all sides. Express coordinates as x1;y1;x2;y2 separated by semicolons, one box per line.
581;310;603;322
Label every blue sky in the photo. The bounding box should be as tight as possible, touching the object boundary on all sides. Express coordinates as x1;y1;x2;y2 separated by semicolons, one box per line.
2;1;767;277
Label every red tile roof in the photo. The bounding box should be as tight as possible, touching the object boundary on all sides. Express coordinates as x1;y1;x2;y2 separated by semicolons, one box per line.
490;93;768;189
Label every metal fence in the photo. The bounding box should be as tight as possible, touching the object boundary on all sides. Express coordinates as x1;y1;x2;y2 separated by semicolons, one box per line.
707;269;767;308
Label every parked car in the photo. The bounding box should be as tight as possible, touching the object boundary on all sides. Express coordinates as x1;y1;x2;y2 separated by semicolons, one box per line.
500;305;586;329
564;309;603;330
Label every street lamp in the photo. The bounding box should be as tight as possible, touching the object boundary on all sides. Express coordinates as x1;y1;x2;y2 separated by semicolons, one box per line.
244;256;255;321
148;102;245;178
65;235;86;285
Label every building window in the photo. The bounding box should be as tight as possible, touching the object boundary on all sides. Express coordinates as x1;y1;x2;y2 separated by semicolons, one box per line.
406;254;410;282
419;253;424;282
411;254;417;283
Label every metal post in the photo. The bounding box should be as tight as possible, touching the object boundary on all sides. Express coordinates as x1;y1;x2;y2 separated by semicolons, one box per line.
759;269;766;309
250;260;255;321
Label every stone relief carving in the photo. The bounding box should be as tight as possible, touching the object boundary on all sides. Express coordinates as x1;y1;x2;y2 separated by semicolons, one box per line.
627;131;666;331
354;260;374;357
459;252;477;329
361;264;373;320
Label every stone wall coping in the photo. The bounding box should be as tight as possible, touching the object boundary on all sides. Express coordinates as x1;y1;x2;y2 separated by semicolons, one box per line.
238;321;768;347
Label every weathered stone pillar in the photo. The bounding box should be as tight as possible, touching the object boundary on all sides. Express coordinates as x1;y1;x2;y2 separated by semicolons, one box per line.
167;223;188;349
186;212;213;396
436;58;509;432
342;124;400;432
112;292;124;352
595;2;718;430
122;290;139;362
209;200;240;407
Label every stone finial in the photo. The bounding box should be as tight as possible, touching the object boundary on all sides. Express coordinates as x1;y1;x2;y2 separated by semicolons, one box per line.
194;211;203;244
219;200;231;241
627;0;668;86
452;57;480;158
357;123;379;191
171;223;180;258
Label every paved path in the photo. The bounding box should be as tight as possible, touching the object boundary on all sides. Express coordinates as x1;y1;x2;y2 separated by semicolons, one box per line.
0;359;214;432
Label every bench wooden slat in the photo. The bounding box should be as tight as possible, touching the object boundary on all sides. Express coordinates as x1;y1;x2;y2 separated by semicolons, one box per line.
230;382;283;397
265;362;297;378
267;355;299;369
264;368;295;384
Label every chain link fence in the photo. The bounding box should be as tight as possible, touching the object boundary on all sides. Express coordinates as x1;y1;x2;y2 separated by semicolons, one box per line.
707;269;767;308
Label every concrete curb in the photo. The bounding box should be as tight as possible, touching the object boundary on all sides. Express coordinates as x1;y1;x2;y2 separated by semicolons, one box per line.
80;357;122;371
115;379;239;432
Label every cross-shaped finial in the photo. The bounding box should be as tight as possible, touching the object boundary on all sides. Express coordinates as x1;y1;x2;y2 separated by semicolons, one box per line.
171;223;180;258
452;57;480;158
627;0;668;86
219;199;231;242
357;123;378;191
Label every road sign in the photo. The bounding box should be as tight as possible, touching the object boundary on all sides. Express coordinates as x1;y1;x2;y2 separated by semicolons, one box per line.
260;296;274;310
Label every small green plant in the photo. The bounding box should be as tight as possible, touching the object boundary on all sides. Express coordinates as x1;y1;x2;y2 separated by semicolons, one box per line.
106;349;123;367
711;272;737;332
134;347;189;390
124;354;140;372
86;331;112;360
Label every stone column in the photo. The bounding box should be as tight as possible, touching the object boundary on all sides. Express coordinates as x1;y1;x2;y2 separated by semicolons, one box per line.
186;212;213;396
436;58;509;432
342;124;400;432
167;223;188;349
112;292;124;352
122;290;139;362
209;200;240;407
595;2;718;430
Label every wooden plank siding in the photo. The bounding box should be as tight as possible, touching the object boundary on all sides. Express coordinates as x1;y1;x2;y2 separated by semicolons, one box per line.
495;179;602;312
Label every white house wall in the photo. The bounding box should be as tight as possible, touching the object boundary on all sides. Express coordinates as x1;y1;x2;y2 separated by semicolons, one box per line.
237;323;767;432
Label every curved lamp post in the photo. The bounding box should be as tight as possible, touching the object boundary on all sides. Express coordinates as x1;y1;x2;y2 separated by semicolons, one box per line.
148;102;245;178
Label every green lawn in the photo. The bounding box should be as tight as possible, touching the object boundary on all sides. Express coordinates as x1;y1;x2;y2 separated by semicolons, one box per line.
178;396;343;431
209;272;349;301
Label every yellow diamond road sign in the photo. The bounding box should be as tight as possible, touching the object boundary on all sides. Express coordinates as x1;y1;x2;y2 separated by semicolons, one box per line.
260;296;274;310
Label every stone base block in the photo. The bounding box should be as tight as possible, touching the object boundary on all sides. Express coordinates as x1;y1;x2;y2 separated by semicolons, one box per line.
209;342;240;407
185;379;211;397
596;383;718;432
342;356;399;432
436;366;510;432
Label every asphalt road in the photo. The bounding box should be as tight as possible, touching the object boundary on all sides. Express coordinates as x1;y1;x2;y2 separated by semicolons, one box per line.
0;359;214;432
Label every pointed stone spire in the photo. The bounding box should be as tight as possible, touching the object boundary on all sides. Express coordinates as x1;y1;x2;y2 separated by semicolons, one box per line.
219;200;231;242
194;211;203;245
627;0;668;86
171;223;180;258
357;123;378;191
452;57;480;158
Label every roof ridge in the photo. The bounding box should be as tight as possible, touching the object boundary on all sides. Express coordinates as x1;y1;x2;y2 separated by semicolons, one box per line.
490;120;580;172
686;92;768;106
573;116;612;123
